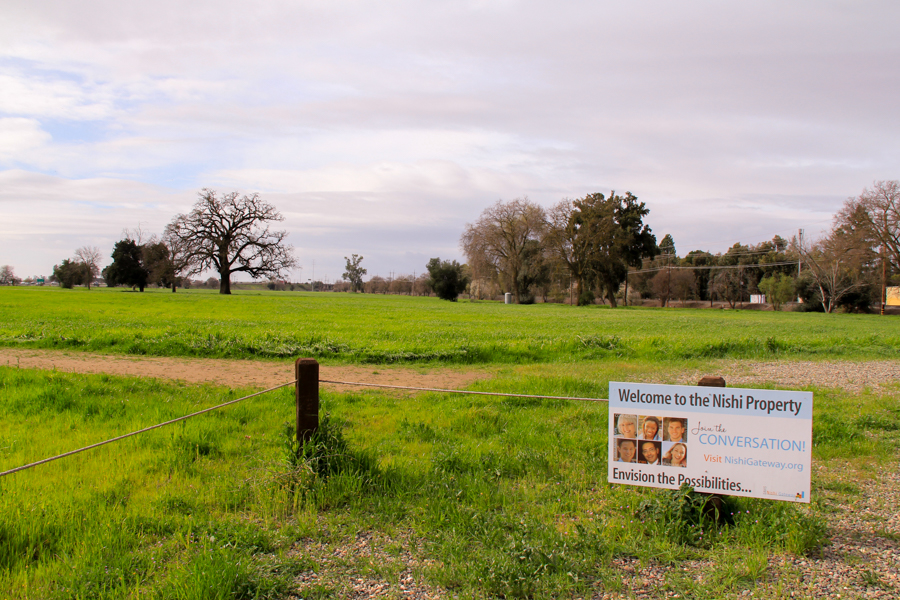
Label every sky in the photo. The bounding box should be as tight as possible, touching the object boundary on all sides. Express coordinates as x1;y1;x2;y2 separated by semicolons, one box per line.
1;1;898;283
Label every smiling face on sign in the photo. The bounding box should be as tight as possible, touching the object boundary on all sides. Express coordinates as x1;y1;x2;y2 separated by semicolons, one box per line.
670;443;687;466
617;414;637;438
617;440;636;462
641;442;659;464
642;417;659;439
667;419;685;442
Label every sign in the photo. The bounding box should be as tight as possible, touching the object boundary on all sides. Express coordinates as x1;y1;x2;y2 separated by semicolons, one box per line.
608;382;812;503
887;286;900;307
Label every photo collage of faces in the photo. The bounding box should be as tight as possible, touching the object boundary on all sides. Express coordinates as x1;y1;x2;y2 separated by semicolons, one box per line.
613;414;688;467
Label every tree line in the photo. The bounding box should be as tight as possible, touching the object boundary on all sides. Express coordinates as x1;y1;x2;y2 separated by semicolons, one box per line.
10;181;898;311
458;182;899;312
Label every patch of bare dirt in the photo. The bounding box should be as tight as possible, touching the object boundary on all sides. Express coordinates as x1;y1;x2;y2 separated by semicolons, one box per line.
0;348;488;392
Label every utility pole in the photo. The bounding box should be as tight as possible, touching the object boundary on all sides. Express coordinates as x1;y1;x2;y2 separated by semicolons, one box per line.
797;229;803;303
883;250;887;316
882;215;887;316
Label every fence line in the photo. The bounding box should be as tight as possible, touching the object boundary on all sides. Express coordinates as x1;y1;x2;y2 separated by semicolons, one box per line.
2;363;612;478
320;379;609;403
0;379;297;478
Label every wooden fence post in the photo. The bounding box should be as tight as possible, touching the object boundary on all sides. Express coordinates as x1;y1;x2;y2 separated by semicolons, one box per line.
295;358;319;442
697;375;726;519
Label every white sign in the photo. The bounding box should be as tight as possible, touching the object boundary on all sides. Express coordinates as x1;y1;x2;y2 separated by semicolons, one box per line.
608;382;813;503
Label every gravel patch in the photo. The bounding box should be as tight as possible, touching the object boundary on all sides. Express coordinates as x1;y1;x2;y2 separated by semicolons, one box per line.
681;360;900;393
287;529;444;599
280;460;900;599
595;464;900;599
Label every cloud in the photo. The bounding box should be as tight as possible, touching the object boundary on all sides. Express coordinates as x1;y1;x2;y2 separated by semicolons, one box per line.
0;1;898;280
0;118;51;160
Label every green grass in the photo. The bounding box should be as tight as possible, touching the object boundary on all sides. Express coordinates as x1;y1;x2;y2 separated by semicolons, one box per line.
1;287;898;597
0;367;310;599
2;364;897;599
1;287;898;364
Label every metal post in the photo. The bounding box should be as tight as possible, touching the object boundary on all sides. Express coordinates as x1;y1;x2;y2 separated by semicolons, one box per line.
697;375;726;519
295;358;319;442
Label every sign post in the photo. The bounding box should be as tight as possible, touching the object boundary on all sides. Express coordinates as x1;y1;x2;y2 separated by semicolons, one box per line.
608;381;812;503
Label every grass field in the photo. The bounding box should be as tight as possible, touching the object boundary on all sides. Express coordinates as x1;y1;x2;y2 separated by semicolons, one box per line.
1;287;898;364
0;287;898;598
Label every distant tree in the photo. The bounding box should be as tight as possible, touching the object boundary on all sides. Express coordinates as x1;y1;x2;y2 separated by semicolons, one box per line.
516;240;551;304
843;180;899;272
165;189;296;295
650;269;672;307
266;278;287;291
389;275;413;295
74;246;102;290
758;273;795;311
103;239;149;291
342;254;367;292
708;267;745;309
460;198;546;303
142;242;176;289
546;192;657;307
52;259;91;289
682;251;715;303
557;192;657;307
668;269;697;305
658;234;676;262
649;267;695;307
413;272;432;296
616;195;660;305
800;226;873;313
545;199;589;303
426;258;471;301
160;229;193;292
365;275;388;294
0;265;19;285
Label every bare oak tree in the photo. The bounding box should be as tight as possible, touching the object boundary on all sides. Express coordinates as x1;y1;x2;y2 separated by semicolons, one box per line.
460;198;546;303
165;189;296;294
545;199;590;301
74;246;102;290
844;180;900;271
800;231;871;313
0;265;18;285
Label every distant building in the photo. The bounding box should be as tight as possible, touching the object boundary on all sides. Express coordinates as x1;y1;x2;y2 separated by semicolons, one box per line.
887;287;900;307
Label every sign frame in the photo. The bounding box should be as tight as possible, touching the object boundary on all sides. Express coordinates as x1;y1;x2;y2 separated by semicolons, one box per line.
608;381;813;503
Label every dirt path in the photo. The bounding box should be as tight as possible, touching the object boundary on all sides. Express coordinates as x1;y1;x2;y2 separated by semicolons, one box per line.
0;348;488;392
2;348;899;394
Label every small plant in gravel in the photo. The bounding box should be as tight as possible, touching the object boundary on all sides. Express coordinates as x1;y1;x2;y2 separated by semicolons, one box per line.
636;484;736;547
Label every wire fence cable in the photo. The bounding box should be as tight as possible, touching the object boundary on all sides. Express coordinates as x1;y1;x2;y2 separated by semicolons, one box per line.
1;378;609;478
0;379;297;479
320;379;609;403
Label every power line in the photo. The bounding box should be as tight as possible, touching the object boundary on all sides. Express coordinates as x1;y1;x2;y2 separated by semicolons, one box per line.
629;260;799;275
